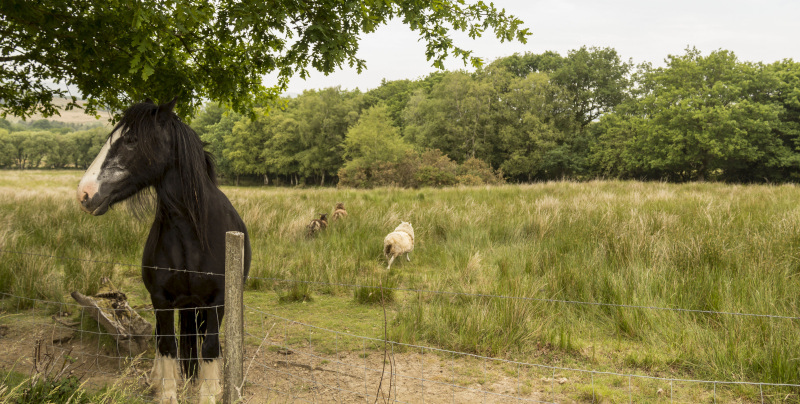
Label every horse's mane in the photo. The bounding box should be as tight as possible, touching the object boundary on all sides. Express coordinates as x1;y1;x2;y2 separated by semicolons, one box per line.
115;102;218;246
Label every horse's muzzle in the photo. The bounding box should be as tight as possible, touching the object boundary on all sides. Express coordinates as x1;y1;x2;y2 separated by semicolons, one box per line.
77;184;110;216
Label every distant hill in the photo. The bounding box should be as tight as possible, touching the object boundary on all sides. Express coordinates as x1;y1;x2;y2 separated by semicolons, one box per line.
9;98;113;126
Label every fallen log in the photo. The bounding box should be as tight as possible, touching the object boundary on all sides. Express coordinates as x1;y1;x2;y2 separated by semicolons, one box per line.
70;288;153;356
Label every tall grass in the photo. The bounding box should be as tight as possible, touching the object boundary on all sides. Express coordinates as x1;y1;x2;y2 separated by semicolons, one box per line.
0;171;148;304
2;171;800;391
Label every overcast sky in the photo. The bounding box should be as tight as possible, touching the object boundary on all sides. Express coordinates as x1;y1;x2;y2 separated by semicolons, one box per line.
276;0;800;95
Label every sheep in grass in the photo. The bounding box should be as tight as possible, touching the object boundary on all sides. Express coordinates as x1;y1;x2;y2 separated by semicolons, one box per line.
383;221;414;270
332;202;348;221
306;213;328;237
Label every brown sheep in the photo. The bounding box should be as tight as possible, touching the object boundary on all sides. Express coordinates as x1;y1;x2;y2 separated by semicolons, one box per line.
306;213;328;237
332;202;348;221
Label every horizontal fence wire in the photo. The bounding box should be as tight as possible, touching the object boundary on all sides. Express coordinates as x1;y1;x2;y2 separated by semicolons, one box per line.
242;317;555;403
0;248;226;278
249;275;800;321
1;248;798;321
242;333;552;404
243;344;388;404
0;293;223;339
245;305;800;392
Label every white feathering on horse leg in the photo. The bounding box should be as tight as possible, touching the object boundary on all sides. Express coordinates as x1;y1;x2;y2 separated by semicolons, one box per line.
152;354;180;404
198;359;222;404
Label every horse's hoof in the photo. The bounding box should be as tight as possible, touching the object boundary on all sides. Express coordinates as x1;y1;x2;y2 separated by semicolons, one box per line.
199;359;222;404
151;355;180;404
154;394;178;404
153;388;179;404
198;396;217;404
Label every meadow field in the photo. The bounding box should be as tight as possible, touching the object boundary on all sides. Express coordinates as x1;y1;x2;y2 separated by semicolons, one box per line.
1;170;799;402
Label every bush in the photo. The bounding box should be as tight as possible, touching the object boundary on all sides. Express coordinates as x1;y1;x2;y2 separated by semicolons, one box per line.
458;157;505;185
456;174;484;186
338;149;502;188
338;163;371;188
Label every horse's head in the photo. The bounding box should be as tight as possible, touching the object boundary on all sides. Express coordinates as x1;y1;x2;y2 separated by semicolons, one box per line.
77;98;178;215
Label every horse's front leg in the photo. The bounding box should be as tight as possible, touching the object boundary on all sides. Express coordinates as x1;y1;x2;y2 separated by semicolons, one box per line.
152;308;180;404
198;306;224;404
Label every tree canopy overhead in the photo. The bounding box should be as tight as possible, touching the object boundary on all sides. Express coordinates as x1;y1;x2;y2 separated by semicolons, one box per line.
0;0;530;120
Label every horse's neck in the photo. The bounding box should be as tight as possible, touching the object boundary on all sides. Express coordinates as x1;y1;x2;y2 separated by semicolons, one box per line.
154;168;215;228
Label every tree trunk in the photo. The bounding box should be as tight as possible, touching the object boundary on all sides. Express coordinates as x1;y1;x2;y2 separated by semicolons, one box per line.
320;171;325;186
236;174;240;186
697;156;710;182
263;174;269;186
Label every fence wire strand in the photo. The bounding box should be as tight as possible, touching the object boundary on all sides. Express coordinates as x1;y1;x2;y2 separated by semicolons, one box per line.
251;275;800;321
2;248;799;320
0;248;225;278
245;305;800;391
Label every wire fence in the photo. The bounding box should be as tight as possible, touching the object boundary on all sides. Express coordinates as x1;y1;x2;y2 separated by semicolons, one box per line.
0;248;799;403
244;308;800;403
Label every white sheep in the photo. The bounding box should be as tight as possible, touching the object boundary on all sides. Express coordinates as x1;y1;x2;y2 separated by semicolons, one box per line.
383;221;414;270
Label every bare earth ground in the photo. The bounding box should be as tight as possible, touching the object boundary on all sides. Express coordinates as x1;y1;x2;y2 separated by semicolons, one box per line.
0;316;576;403
244;348;552;404
2;312;764;403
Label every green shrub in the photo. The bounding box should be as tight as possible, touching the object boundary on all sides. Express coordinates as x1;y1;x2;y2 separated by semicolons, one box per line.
458;157;504;185
338;149;502;188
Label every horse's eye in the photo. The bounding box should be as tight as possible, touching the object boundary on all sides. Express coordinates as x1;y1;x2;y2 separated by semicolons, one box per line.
124;135;137;146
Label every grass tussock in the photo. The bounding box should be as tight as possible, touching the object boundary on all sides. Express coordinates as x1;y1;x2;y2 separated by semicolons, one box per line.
277;281;314;303
353;274;397;305
0;342;148;404
2;171;800;396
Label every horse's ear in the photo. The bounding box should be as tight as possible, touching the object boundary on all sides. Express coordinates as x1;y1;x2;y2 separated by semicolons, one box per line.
144;98;154;104
157;97;178;116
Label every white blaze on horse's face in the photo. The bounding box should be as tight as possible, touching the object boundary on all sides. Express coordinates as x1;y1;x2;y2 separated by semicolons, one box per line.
76;128;127;215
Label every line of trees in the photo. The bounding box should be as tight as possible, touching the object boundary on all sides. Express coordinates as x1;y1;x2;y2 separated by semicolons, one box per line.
3;46;799;186
0;119;107;169
193;46;800;185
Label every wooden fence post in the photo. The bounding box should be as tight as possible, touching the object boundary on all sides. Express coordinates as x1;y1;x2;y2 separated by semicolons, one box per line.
224;231;245;403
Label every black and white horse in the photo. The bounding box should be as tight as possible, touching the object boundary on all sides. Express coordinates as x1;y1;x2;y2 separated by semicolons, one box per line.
77;98;252;403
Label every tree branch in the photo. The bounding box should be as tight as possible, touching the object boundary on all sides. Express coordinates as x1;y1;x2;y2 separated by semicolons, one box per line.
0;55;28;63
